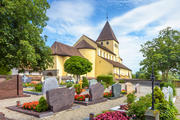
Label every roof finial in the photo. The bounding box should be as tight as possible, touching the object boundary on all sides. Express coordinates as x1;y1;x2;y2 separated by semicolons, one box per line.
106;10;109;21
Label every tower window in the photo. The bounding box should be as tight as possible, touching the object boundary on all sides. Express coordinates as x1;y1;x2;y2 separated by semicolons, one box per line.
101;42;103;45
106;41;109;45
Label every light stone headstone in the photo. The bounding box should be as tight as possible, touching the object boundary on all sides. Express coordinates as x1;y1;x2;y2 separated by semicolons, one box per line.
42;77;59;94
168;86;173;101
46;87;75;112
112;83;121;98
162;87;169;101
125;82;133;94
89;79;98;87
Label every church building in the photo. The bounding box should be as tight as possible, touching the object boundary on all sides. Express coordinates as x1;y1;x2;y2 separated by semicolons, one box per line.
46;21;132;79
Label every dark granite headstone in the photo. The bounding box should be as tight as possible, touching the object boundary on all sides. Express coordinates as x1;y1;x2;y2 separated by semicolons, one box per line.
112;83;121;98
46;87;75;112
89;83;104;101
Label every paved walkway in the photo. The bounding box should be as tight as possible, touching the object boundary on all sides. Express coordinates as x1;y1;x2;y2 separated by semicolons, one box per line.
0;85;179;120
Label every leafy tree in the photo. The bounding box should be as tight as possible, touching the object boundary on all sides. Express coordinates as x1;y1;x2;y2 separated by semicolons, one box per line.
82;77;89;88
0;67;11;75
0;0;53;72
64;56;92;82
140;27;180;81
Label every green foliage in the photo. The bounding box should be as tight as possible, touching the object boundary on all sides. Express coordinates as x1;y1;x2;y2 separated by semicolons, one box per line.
82;77;89;88
66;82;73;88
154;86;165;104
101;81;107;89
128;94;152;120
64;56;92;76
160;82;176;96
127;93;136;105
0;67;11;75
156;101;177;120
0;0;53;72
119;80;125;83
97;75;114;87
74;84;82;94
36;96;48;112
35;84;42;92
140;27;180;81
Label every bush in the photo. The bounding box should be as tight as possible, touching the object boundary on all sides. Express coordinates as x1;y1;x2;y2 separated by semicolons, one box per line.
119;80;125;83
101;81;107;89
160;82;176;96
127;93;136;105
36;96;48;112
82;77;89;88
128;94;152;120
103;91;112;98
97;75;114;86
74;84;82;94
35;84;42;92
154;86;165;104
66;82;73;88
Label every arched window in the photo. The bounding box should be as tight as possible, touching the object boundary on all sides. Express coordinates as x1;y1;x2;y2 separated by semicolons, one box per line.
106;41;109;45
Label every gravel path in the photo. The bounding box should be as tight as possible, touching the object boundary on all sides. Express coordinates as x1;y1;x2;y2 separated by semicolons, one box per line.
0;85;179;120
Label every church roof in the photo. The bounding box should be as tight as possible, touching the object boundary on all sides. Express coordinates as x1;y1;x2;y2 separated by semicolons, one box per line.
96;21;119;43
75;40;96;49
101;57;131;71
83;35;116;55
51;41;83;57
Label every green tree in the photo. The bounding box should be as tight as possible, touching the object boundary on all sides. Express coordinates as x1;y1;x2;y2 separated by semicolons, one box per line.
0;0;53;72
0;67;11;75
64;56;92;82
140;27;180;81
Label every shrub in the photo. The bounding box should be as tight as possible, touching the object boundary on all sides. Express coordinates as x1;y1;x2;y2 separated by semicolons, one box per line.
127;93;136;105
128;94;152;120
101;81;107;89
35;84;42;92
66;82;73;88
74;84;82;94
119;80;125;83
160;82;176;96
36;96;48;112
82;77;89;88
154;86;165;104
97;75;114;86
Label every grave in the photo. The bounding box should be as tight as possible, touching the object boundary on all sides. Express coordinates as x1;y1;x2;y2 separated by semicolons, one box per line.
74;83;107;106
89;79;98;87
135;84;140;93
46;87;75;112
42;77;59;94
22;75;31;83
106;83;122;100
125;82;134;94
162;87;169;101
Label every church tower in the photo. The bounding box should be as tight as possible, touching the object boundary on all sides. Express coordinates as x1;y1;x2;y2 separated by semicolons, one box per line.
96;21;120;61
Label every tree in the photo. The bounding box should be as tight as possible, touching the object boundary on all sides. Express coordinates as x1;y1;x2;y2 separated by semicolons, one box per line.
0;67;11;75
64;56;92;82
140;27;180;81
0;0;53;72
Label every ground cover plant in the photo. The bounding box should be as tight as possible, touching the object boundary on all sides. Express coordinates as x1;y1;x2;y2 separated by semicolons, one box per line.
103;91;112;98
94;111;130;120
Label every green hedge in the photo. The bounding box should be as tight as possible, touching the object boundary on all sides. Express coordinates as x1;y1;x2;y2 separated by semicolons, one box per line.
97;75;114;86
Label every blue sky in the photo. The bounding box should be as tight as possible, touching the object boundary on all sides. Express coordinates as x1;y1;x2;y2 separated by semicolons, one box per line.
43;0;180;73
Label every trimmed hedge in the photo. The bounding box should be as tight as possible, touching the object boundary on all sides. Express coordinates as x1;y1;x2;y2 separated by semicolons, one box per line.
97;75;114;86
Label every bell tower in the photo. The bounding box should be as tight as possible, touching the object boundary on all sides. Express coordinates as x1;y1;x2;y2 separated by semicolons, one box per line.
96;21;119;58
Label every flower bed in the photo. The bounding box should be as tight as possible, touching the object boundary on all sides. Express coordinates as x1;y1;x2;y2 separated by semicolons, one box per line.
74;94;90;101
23;101;39;111
94;111;130;120
103;91;112;98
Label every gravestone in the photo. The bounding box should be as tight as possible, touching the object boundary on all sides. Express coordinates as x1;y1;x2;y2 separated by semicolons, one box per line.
112;83;121;98
42;77;59;94
46;87;75;112
125;82;133;94
89;83;104;101
162;87;169;101
89;79;98;87
135;84;140;93
168;86;173;101
22;75;31;83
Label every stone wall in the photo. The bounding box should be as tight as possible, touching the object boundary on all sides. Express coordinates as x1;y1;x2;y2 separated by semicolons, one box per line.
0;75;23;100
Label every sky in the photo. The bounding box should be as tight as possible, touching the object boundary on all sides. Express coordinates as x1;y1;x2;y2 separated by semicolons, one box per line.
43;0;180;73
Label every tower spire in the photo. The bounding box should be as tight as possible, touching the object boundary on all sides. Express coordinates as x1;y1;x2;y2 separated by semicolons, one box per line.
106;9;108;21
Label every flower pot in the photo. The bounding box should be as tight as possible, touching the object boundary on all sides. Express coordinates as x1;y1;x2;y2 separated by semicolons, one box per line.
16;101;20;107
85;98;89;102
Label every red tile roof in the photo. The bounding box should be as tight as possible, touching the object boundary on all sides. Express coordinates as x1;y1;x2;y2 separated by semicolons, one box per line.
75;40;96;49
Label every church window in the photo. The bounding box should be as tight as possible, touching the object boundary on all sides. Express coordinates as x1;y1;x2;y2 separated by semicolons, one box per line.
106;41;109;45
101;42;103;45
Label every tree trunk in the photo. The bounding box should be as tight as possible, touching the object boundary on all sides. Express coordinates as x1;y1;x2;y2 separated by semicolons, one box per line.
162;71;165;81
165;70;169;82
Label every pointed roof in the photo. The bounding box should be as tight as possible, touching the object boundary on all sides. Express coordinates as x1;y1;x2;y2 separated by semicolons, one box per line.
74;40;96;49
96;21;118;43
51;41;83;57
